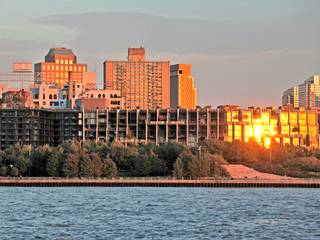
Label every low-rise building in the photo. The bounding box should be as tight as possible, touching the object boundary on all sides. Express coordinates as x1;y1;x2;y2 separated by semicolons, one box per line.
75;89;123;110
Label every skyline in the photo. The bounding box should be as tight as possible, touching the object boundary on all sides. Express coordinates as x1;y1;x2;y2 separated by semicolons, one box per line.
0;0;319;107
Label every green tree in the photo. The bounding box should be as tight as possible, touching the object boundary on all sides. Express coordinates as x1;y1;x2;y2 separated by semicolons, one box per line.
47;151;61;177
156;142;185;171
62;153;80;178
173;158;184;178
102;158;118;177
79;153;94;177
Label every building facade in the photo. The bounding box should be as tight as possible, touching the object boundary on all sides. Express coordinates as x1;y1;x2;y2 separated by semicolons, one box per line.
170;64;197;109
75;89;124;111
34;48;89;88
282;75;320;109
103;47;170;109
0;109;81;149
0;106;318;149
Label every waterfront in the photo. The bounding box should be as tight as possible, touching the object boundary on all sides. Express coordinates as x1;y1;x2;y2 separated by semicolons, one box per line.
0;188;320;239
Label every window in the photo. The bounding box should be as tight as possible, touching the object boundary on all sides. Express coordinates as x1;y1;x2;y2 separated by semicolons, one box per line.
34;94;39;99
91;94;94;98
98;94;101;98
54;94;57;99
102;94;105;98
61;60;64;64
43;94;45;99
49;94;52;99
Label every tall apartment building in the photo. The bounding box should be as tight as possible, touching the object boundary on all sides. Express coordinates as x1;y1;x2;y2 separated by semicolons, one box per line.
34;48;90;88
103;47;170;109
170;64;197;109
282;75;320;109
282;86;299;108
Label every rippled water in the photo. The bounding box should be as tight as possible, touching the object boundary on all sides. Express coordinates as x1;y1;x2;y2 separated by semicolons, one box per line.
0;188;320;239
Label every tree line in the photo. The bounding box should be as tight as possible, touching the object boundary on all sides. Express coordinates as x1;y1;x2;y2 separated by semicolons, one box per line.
1;139;320;178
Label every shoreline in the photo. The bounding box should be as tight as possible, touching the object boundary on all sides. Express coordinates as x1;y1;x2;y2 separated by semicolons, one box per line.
0;178;320;188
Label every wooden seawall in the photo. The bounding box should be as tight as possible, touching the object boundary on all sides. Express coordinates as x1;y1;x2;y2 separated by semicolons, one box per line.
1;178;320;188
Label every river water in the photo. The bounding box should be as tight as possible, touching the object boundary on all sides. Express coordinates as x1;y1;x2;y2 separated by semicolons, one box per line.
0;187;319;239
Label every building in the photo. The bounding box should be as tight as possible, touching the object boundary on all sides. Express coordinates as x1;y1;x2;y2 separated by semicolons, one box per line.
282;75;320;109
0;62;33;89
1;89;34;109
0;106;319;149
103;47;170;109
282;86;299;108
75;89;124;110
0;109;81;149
170;64;197;109
34;48;90;88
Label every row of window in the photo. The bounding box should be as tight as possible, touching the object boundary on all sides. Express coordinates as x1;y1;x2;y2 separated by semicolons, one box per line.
42;65;86;72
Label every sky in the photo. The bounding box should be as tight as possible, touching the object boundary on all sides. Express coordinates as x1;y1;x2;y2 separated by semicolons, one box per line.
0;0;319;107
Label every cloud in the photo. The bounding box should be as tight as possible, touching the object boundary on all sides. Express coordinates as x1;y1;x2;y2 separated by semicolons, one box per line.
34;12;320;56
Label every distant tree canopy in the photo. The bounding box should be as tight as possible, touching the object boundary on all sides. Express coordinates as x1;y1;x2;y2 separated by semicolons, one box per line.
0;139;319;178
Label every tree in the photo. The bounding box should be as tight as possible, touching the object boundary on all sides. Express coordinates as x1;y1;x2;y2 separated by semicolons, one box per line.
156;142;185;171
62;153;80;178
30;145;51;176
0;166;7;176
102;158;118;177
173;158;184;178
90;153;103;177
47;151;61;177
79;153;94;177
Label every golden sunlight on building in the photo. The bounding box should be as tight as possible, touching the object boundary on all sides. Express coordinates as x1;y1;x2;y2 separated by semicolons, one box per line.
218;105;318;148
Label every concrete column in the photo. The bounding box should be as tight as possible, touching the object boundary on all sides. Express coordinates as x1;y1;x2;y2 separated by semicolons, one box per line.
156;108;159;145
95;109;99;143
136;109;139;144
106;109;109;143
125;109;129;146
186;109;189;145
166;109;169;143
146;109;149;144
82;108;85;142
196;108;199;144
176;108;179;143
116;109;119;142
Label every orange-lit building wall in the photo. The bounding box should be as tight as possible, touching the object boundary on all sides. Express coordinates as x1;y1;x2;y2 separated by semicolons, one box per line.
103;48;170;109
34;48;88;88
170;64;197;109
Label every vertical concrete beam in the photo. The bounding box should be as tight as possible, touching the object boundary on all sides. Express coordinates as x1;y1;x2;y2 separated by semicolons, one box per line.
95;109;99;143
156;108;159;145
146;109;149;144
116;109;119;142
196;108;199;144
176;108;179;143
136;109;139;144
82;108;85;142
166;109;169;143
106;109;109;143
125;109;129;146
186;109;189;145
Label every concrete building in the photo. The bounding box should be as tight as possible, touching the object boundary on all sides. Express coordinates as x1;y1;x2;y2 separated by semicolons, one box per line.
0;106;318;149
103;47;170;109
170;64;197;109
282;75;320;109
0;109;81;149
0;62;33;89
34;48;89;88
75;89;124;110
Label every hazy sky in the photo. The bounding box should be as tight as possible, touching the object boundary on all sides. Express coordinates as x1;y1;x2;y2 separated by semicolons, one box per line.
0;0;319;107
